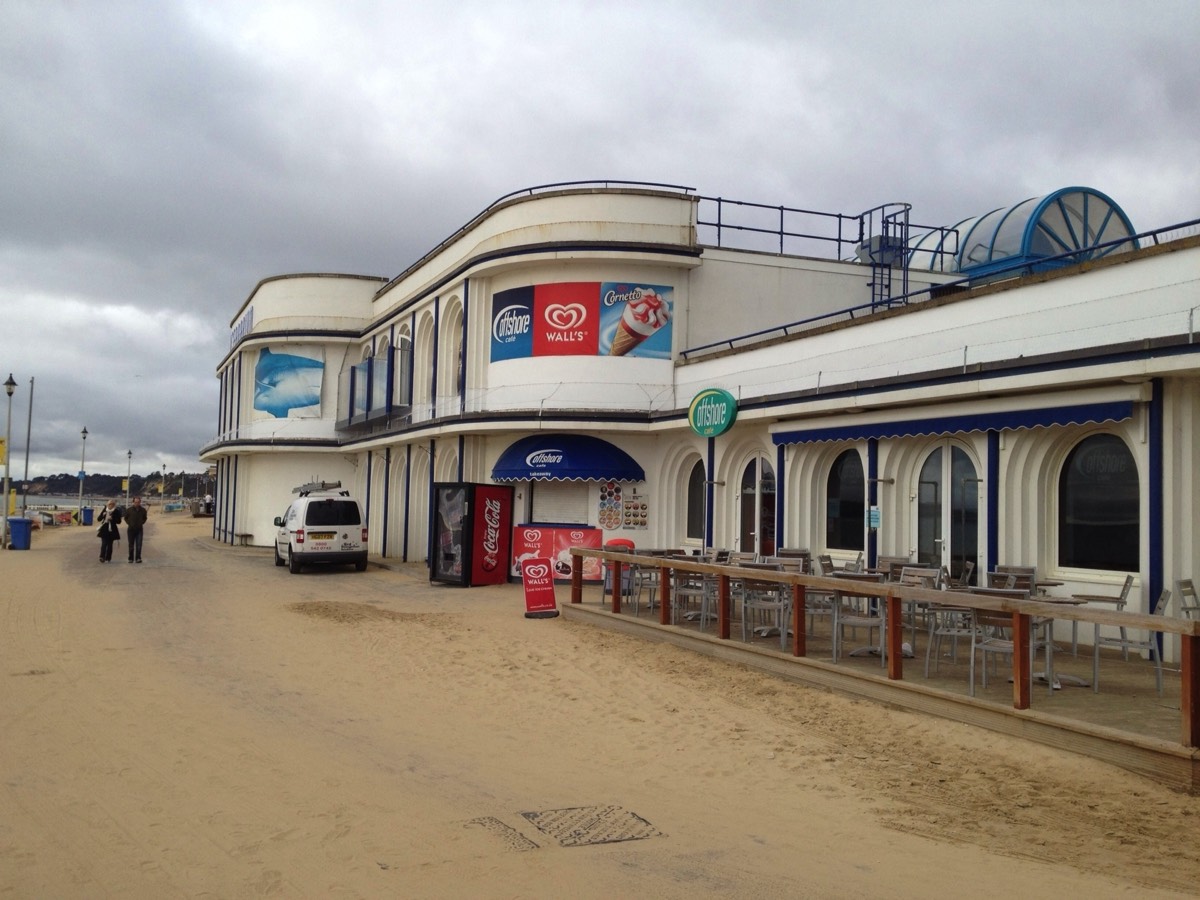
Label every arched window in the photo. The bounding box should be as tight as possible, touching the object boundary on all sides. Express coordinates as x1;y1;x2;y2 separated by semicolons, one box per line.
826;449;865;551
686;461;705;540
1058;434;1139;571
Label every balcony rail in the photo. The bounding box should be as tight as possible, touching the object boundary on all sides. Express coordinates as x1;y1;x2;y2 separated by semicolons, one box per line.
569;548;1200;749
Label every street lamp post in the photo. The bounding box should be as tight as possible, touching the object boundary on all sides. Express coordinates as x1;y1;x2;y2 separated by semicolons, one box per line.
77;427;88;524
21;376;33;515
126;450;132;506
2;373;16;548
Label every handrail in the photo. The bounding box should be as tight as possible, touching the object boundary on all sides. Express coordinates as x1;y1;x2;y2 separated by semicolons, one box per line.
569;548;1200;747
679;218;1200;360
571;548;1200;637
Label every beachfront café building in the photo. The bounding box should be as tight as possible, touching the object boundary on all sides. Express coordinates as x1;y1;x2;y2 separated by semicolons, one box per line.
201;181;1200;654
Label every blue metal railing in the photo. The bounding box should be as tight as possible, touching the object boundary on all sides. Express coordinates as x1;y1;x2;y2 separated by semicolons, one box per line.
679;218;1200;360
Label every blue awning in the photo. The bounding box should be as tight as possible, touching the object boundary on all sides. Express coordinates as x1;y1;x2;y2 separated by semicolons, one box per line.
773;400;1134;445
492;434;645;482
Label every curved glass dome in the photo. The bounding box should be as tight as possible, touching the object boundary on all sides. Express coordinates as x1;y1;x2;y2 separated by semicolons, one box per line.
909;187;1139;277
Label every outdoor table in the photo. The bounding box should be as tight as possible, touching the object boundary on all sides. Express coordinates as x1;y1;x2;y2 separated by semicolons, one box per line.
1032;596;1090;688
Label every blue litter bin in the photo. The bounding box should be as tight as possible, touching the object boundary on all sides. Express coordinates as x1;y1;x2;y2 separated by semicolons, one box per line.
7;517;32;550
81;507;94;526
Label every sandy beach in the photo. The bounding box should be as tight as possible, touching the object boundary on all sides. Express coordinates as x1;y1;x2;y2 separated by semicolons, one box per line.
3;515;1200;898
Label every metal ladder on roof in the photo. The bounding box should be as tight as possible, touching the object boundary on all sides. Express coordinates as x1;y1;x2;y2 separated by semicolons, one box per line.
858;203;912;310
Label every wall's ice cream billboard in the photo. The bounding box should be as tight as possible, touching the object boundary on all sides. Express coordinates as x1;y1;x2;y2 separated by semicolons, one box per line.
490;282;673;361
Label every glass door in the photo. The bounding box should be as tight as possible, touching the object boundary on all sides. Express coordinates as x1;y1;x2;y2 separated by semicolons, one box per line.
916;444;979;583
739;457;776;557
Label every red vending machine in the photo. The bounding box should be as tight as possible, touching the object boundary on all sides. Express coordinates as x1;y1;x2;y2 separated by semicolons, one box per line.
430;482;515;586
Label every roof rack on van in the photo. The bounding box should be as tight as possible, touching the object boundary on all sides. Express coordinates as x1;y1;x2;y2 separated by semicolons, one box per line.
294;480;348;496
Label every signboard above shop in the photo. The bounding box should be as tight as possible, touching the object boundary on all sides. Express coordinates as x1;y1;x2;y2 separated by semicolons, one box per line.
490;282;674;361
688;388;738;437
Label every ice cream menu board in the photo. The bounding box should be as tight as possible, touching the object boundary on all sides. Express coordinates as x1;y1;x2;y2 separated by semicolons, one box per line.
490;282;673;361
511;525;603;582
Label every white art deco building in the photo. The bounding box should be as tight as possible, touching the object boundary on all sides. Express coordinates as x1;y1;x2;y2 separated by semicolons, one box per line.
202;181;1199;649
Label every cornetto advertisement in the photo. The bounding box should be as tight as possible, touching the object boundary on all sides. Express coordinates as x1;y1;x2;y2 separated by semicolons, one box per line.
490;282;673;362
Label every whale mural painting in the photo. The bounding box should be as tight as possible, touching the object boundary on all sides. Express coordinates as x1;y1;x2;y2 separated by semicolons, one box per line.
253;347;325;418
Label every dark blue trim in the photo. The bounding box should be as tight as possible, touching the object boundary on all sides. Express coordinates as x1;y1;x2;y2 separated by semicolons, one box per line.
426;439;436;565
492;433;645;482
431;295;440;412
1150;379;1164;620
402;444;411;563
457;434;465;482
382;446;391;556
774;400;1134;445
365;447;373;536
460;278;470;415
867;438;879;569
775;443;785;551
987;430;1000;572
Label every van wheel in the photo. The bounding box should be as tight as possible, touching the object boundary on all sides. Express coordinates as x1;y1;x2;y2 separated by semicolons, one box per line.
355;560;367;572
274;546;285;567
288;549;302;574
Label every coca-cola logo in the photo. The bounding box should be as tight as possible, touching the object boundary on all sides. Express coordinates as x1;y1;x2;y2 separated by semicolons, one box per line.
525;563;550;580
481;498;502;571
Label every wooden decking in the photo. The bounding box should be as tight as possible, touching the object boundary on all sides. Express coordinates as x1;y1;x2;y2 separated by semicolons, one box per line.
568;550;1200;793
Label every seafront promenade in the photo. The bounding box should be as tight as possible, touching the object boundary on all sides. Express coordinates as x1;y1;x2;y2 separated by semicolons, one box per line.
2;516;1198;896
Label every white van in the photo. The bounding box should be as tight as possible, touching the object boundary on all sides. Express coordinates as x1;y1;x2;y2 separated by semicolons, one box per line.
273;484;368;574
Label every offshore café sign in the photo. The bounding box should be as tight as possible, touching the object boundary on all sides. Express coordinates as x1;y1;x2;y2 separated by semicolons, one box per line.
688;388;737;437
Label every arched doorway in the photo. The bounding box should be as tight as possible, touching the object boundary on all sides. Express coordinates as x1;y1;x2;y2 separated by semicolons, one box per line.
739;456;776;557
916;443;979;582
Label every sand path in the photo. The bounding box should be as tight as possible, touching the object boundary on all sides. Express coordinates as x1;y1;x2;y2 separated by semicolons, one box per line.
2;515;1198;897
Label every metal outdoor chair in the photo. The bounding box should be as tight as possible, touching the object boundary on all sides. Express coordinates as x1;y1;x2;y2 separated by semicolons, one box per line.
1092;589;1171;696
1178;579;1199;620
832;572;887;664
1072;573;1135;656
737;563;790;651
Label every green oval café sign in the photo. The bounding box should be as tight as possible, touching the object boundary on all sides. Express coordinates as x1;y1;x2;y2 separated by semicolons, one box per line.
688;388;738;437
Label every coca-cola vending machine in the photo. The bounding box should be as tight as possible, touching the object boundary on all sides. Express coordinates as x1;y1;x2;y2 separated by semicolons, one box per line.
430;482;514;586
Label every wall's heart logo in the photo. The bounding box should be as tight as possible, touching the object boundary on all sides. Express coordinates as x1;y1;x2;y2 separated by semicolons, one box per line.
526;563;550;579
522;529;541;541
545;303;587;330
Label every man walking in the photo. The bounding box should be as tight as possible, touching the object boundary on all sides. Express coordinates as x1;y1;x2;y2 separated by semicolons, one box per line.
125;495;148;563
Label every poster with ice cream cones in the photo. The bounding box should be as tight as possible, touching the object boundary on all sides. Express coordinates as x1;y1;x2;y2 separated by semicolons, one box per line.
489;282;673;361
599;282;673;359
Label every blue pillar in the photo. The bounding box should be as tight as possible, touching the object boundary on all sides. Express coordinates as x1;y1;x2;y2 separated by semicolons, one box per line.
775;443;785;551
1149;378;1164;612
987;430;1000;573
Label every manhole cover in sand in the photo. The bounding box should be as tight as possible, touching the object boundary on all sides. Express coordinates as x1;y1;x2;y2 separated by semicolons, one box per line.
520;805;662;847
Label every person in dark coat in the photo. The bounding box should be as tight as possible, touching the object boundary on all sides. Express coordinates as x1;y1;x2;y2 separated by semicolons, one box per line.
124;495;148;563
96;499;122;563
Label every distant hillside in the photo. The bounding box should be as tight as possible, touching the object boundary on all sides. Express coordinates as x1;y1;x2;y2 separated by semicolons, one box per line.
21;472;207;498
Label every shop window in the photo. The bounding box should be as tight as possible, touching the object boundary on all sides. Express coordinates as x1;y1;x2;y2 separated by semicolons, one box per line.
1058;434;1139;572
686;461;704;540
826;449;865;551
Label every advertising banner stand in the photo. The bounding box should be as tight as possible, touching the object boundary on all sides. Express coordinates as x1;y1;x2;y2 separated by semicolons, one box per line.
521;558;560;618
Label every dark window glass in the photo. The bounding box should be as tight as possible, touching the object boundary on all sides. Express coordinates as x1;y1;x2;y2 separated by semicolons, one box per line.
306;499;362;527
686;461;705;540
826;449;865;551
1058;435;1138;571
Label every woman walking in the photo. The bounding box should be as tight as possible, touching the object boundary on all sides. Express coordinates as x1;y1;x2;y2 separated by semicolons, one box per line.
96;500;122;563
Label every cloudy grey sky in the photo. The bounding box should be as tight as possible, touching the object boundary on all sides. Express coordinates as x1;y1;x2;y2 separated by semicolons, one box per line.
2;0;1197;480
